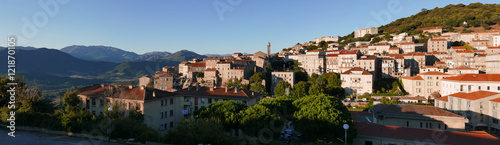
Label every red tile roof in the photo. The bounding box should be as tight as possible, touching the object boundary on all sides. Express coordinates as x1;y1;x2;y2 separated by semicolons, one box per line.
418;71;449;75
205;68;217;71
373;104;463;118
326;54;338;57
78;84;179;101
176;87;262;99
339;50;359;55
355;122;500;145
430;39;447;41
190;62;206;67
488;46;500;49
448;91;499;100
442;74;500;82
451;46;466;50
400;75;424;80
389;47;400;50
435;96;448;102
456;50;474;53
490;97;500;103
341;67;372;75
452;66;477;70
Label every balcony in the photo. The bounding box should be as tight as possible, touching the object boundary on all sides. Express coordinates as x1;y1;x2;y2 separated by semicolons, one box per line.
182;110;189;116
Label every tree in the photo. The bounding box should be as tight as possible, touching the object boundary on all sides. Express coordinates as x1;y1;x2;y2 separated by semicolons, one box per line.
63;90;81;107
308;84;324;96
274;81;291;96
365;98;375;110
196;72;204;78
195;101;248;131
291;81;309;99
250;81;266;95
292;94;355;143
239;105;282;137
389;99;400;105
249;72;264;84
165;119;236;145
381;97;389;105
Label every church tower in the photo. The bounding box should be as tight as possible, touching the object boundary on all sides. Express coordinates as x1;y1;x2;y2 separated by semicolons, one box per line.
267;41;271;57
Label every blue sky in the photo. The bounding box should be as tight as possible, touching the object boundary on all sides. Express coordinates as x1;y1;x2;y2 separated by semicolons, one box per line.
0;0;498;55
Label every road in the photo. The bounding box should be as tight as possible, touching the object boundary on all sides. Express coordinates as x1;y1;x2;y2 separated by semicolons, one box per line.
0;128;122;145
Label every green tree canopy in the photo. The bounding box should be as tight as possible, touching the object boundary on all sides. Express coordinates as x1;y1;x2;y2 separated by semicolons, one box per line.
291;81;309;99
292;94;355;142
63;90;81;107
274;81;291;96
239;104;282;136
308;84;324;96
249;72;264;84
195;101;248;130
165;119;236;145
250;81;266;95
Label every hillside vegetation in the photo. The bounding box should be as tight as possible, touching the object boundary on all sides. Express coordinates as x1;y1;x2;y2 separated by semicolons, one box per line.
379;3;500;33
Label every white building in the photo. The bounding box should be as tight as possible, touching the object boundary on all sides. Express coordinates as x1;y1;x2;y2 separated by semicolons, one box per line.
441;74;500;96
355;27;378;38
341;67;373;95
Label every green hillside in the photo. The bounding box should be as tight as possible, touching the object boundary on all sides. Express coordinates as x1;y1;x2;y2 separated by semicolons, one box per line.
379;3;500;33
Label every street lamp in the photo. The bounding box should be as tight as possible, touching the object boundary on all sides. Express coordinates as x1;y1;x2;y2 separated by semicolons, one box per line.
108;106;112;141
343;124;349;145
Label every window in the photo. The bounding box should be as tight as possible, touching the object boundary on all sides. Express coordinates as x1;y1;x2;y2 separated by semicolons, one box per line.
208;98;212;103
488;86;491;90
91;98;96;107
480;102;484;108
427;88;432;93
479;86;482;90
164;111;167;118
100;99;104;107
467;101;470;108
201;98;205;103
439;124;441;129
365;141;373;145
406;121;409;127
161;100;164;106
170;99;173;104
170;122;174;128
416;88;421;93
420;122;423;128
436;82;439;86
427;81;433;86
170;110;173;117
184;97;189;102
161;112;164;119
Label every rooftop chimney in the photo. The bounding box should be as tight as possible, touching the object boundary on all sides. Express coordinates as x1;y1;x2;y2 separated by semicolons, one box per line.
152;92;156;97
140;86;145;90
235;87;238;93
210;86;214;91
101;84;105;87
129;85;133;89
252;92;254;96
225;87;228;92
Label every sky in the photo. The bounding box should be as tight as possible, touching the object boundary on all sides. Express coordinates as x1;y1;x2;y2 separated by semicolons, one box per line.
0;0;498;55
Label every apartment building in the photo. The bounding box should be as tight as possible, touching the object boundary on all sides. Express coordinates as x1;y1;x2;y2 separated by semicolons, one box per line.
492;35;500;47
354;27;378;38
154;72;174;90
338;50;360;73
427;39;448;52
423;27;442;34
435;91;500;131
441;74;500;96
139;75;153;87
400;71;450;98
446;66;479;76
355;55;378;76
368;43;390;55
78;84;183;132
486;54;500;74
298;50;326;76
381;57;396;78
325;54;339;73
388;47;400;54
403;52;426;75
372;104;468;131
341;67;373;95
271;72;295;95
486;46;500;54
314;36;339;43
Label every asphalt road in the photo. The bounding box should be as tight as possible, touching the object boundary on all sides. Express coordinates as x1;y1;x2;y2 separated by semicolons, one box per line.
0;128;122;145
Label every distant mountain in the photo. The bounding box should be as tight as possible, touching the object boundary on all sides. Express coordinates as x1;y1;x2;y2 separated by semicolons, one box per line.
95;59;180;80
60;45;140;62
204;53;234;57
0;46;38;51
134;51;171;61
0;48;117;77
164;50;207;61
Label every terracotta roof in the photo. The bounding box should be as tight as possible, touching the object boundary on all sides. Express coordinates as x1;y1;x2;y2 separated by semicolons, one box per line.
307;50;324;52
399;42;415;45
418;71;449;75
442;74;500;82
205;68;217;71
477;30;499;33
435;96;448;102
205;57;223;60
231;67;246;70
155;73;173;78
326;54;338;57
141;75;153;78
176;87;262;99
355;122;500;145
358;55;377;60
373;104;463;118
451;46;466;50
456;50;474;53
339;50;359;55
453;66;477;70
400;75;423;80
487;46;500;49
448;91;499;100
491;97;500;103
389;47;400;50
190;62;206;67
429;39;447;41
78;84;179;101
435;61;446;64
350;111;372;122
472;39;489;42
341;67;372;75
404;52;425;56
